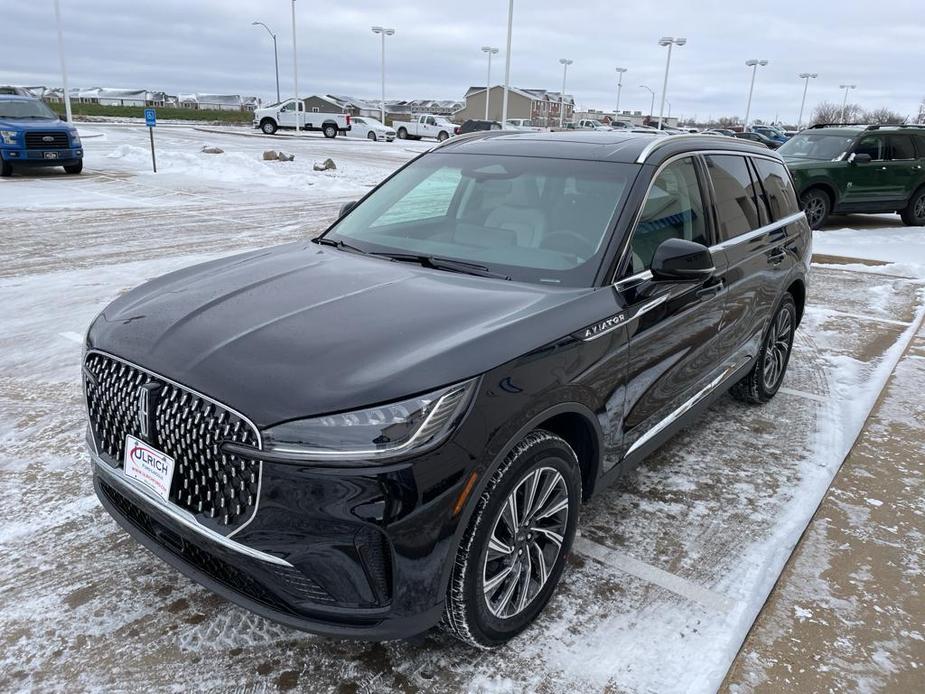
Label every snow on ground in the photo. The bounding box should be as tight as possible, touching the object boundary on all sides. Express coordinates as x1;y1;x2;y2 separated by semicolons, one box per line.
2;126;924;692
813;214;925;278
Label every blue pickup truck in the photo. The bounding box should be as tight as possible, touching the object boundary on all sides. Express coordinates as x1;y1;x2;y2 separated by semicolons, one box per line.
0;94;83;176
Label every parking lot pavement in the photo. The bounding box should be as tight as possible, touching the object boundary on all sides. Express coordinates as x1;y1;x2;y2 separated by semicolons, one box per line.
1;131;923;691
723;321;925;693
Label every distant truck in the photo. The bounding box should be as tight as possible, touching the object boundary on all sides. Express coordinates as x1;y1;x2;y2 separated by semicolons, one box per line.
392;114;456;141
252;98;351;138
0;94;83;177
576;118;611;131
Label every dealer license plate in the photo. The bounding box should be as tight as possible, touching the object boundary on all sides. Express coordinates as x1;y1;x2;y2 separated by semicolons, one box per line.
123;434;175;501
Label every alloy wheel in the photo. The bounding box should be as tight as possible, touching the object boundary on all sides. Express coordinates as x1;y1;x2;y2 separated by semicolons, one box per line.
481;466;569;620
762;306;794;391
804;195;826;228
914;195;925;221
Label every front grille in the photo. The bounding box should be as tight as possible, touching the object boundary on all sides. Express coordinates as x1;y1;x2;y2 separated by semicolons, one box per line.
99;480;334;609
24;131;70;149
84;352;261;534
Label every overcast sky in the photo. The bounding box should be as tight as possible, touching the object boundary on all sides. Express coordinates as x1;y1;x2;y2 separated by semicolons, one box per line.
5;0;924;122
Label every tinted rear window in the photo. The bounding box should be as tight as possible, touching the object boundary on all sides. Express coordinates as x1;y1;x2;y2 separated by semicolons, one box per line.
889;135;916;160
752;158;800;221
705;155;761;240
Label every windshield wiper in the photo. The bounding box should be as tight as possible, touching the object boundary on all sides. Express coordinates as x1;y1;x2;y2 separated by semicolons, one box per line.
313;236;368;255
369;252;511;280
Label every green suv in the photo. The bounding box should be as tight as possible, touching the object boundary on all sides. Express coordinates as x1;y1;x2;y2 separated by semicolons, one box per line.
778;124;925;229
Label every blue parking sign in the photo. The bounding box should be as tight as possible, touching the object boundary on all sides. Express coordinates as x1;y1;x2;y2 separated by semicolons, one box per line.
144;108;156;127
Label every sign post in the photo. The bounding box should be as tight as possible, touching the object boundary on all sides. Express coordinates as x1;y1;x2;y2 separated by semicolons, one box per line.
144;108;157;172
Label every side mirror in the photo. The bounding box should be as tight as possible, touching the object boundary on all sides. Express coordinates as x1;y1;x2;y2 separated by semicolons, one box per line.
650;238;716;282
848;152;872;164
339;200;358;218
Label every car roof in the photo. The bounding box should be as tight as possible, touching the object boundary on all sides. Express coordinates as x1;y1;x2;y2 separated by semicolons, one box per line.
434;130;778;166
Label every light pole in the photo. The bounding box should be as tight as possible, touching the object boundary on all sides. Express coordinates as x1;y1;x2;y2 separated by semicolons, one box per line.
839;84;856;123
290;0;300;134
615;67;627;114
744;59;768;131
558;58;573;128
53;0;72;122
797;72;817;129
372;26;396;124
252;21;280;103
482;46;499;120
640;84;655;124
657;36;685;130
666;100;672;122
501;0;514;124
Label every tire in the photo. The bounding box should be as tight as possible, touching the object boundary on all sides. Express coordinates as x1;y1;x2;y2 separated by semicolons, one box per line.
260;119;278;135
442;430;581;648
730;293;797;404
437;130;449;142
397;127;408;140
367;131;377;142
64;160;83;175
0;160;11;177
800;188;830;230
323;124;338;139
900;187;925;226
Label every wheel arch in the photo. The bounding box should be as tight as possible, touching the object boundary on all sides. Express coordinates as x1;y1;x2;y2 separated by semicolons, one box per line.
786;277;806;327
799;180;838;208
259;116;276;127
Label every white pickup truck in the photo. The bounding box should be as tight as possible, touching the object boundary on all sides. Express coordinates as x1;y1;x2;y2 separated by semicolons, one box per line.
392;114;456;141
252;99;351;138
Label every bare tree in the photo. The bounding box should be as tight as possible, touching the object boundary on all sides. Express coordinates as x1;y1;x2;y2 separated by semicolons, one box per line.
918;97;925;125
863;107;905;124
811;101;863;125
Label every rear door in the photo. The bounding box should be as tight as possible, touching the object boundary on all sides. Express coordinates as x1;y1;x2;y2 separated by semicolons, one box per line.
885;134;920;203
616;155;728;459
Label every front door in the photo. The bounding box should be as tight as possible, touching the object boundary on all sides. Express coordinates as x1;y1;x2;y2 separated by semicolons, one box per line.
842;133;894;204
616;155;727;460
277;100;299;128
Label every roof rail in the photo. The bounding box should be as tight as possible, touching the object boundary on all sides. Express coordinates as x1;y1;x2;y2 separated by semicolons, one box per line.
808;123;865;129
864;123;925;130
634;133;721;164
429;128;509;151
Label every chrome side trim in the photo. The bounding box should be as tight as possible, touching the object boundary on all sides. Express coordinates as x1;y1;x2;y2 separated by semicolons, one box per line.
84;349;263;540
635;134;710;164
93;452;293;568
635;137;782;165
625;360;748;457
711;211;806;251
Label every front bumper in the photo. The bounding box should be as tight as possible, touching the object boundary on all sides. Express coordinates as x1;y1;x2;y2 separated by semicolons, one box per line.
1;147;82;164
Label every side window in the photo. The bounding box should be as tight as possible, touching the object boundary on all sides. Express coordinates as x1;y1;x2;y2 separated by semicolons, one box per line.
705;154;761;240
280;102;295;112
915;135;925;159
752;158;800;221
371;167;463;227
426;116;436;126
889;135;916;161
629;157;708;274
853;135;886;161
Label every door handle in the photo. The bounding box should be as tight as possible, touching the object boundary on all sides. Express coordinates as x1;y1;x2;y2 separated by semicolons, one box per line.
696;279;724;301
768;248;786;265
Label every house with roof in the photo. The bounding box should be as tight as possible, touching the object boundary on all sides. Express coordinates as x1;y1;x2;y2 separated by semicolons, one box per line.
456;85;575;126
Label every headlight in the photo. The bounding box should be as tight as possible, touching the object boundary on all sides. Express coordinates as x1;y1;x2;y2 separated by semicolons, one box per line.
263;379;477;463
71;131;81;146
0;130;17;145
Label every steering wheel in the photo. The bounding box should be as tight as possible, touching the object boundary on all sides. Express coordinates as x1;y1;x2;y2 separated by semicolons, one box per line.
542;230;596;260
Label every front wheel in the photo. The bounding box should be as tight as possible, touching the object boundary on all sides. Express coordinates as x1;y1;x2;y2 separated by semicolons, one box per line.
0;160;12;177
900;188;925;226
800;188;830;230
442;430;581;648
323;124;338;139
64;160;83;174
367;131;377;142
260;119;278;135
730;293;797;404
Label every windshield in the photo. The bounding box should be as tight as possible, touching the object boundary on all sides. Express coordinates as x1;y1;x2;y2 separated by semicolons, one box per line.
0;99;58;120
326;152;638;286
778;132;855;160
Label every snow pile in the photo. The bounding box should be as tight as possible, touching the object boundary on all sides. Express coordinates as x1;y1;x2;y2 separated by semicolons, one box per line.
814;221;925;278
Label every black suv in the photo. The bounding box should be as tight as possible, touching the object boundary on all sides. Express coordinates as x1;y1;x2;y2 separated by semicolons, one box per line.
779;124;925;228
84;132;810;647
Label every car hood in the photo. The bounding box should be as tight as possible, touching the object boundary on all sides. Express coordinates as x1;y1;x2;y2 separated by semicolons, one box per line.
0;117;76;133
88;242;600;427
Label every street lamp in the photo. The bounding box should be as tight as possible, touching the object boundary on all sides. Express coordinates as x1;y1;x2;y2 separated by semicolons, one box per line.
290;0;300;134
558;58;573;128
502;0;514;124
640;84;655;124
657;36;685;130
744;59;768;130
839;84;856;123
615;67;627;114
252;21;280;103
372;26;396;124
797;72;818;129
666;100;672;121
53;0;72;122
482;46;499;120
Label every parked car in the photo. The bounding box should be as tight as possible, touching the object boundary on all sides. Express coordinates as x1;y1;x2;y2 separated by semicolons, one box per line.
0;94;83;176
750;125;788;145
393;114;456;141
779;124;925;228
704;128;736;137
84;131;809;648
347;116;395;142
458;119;503;135
576;118;611;131
734;131;780;149
253;99;351;138
505;118;543;131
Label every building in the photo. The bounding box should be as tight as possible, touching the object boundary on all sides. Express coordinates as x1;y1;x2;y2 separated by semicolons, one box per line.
177;93;259;111
456;86;575;126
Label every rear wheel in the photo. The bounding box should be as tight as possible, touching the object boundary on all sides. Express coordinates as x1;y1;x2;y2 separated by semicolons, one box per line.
260;119;278;135
437;130;449;142
367;131;377;142
442;430;581;648
0;160;11;177
64;160;83;174
800;188;830;229
397;127;408;140
730;293;797;404
323;124;338;139
900;187;925;226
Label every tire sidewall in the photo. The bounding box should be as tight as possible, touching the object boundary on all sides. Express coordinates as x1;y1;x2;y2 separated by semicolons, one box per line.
261;120;277;135
458;433;581;646
397;128;407;139
367;131;377;141
323;124;337;138
905;188;925;225
756;294;797;398
801;189;829;229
